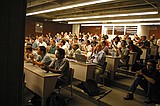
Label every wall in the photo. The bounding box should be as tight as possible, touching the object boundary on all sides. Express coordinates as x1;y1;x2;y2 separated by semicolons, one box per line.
149;26;160;39
80;26;102;35
25;17;72;37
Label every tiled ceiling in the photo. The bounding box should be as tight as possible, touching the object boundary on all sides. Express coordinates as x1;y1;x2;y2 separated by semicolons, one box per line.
26;0;160;24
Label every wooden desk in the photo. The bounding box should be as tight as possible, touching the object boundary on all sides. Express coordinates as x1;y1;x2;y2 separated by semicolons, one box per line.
47;53;96;81
24;62;60;106
128;52;137;65
69;60;96;81
140;48;149;60
106;55;120;80
150;46;158;56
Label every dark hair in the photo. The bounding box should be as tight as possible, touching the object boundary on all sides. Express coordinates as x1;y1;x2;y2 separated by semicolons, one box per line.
57;48;65;58
87;40;90;44
102;41;106;45
115;36;120;42
93;37;97;40
121;40;127;45
26;45;32;52
147;59;157;68
39;46;46;54
103;35;109;40
74;37;78;40
129;40;134;45
61;39;66;45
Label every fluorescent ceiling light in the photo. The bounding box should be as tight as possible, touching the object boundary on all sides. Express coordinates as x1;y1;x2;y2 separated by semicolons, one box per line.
52;11;158;21
68;18;160;24
26;0;113;16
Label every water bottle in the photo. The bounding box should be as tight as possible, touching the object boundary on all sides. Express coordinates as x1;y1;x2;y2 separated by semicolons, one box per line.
112;49;115;57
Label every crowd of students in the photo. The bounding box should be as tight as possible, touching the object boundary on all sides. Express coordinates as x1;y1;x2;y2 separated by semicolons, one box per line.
24;31;160;104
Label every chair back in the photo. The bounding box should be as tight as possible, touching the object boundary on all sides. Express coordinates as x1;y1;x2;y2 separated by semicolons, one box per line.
68;68;74;84
102;62;107;74
128;52;137;65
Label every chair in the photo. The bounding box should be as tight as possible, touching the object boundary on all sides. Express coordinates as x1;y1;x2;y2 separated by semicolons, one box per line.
58;68;74;99
99;62;108;85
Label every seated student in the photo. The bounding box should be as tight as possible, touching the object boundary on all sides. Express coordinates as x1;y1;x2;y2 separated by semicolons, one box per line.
124;59;160;104
31;37;38;50
24;45;37;63
88;43;106;82
67;43;81;59
110;36;121;50
45;48;70;89
37;36;47;47
139;36;150;48
128;40;143;60
101;41;109;55
82;40;92;52
30;46;52;66
91;37;98;47
46;39;56;54
117;40;130;67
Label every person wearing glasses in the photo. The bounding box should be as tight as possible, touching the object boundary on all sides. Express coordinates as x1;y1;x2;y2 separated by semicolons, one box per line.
124;59;160;104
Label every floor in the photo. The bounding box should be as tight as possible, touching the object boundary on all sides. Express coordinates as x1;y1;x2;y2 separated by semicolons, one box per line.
24;77;159;106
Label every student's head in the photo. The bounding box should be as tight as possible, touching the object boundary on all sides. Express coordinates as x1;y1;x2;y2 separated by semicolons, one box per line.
129;40;134;46
37;46;46;55
38;36;43;43
96;43;102;52
121;40;127;47
50;39;56;46
102;41;106;46
114;36;120;42
103;35;109;40
56;48;65;59
31;37;36;43
72;43;79;50
146;59;157;71
141;36;147;41
60;39;66;46
73;37;78;43
25;45;32;53
93;37;97;42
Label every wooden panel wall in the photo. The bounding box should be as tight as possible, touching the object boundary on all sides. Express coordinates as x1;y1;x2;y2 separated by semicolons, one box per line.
25;17;72;37
149;26;160;39
80;26;102;35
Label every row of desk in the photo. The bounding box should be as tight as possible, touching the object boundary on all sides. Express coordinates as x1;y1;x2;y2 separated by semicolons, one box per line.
24;51;139;106
24;62;60;106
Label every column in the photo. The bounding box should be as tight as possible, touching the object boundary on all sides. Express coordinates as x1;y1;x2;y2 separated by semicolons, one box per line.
72;24;80;37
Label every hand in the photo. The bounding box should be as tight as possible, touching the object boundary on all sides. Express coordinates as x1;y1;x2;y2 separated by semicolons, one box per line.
136;70;142;76
30;54;34;59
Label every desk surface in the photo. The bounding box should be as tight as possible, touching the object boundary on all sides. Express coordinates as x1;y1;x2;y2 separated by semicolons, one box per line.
24;62;60;77
106;55;121;59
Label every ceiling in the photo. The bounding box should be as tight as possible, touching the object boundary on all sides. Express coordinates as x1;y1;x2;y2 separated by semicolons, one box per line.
26;0;160;24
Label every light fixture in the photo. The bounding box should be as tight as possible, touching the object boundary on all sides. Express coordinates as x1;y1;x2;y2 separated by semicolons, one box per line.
68;18;160;24
26;0;113;16
52;11;158;21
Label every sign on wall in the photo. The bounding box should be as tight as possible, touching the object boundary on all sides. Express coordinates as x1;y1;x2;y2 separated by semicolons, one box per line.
35;22;43;33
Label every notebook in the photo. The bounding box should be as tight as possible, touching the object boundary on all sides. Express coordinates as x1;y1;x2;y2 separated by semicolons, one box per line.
75;54;87;63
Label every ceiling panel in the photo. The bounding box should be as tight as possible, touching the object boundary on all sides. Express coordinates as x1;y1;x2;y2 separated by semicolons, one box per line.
26;0;160;24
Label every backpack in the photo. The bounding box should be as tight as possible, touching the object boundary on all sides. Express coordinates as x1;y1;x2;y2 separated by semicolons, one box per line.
81;79;100;96
46;92;66;106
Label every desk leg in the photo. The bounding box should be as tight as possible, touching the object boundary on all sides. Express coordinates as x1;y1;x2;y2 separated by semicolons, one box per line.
41;97;46;106
110;70;114;80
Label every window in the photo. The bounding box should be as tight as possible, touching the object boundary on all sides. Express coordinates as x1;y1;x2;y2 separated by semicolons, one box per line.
125;26;137;35
114;26;124;35
106;26;113;35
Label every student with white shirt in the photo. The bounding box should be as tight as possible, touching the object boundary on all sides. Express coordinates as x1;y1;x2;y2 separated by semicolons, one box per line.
88;43;106;82
37;36;47;47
